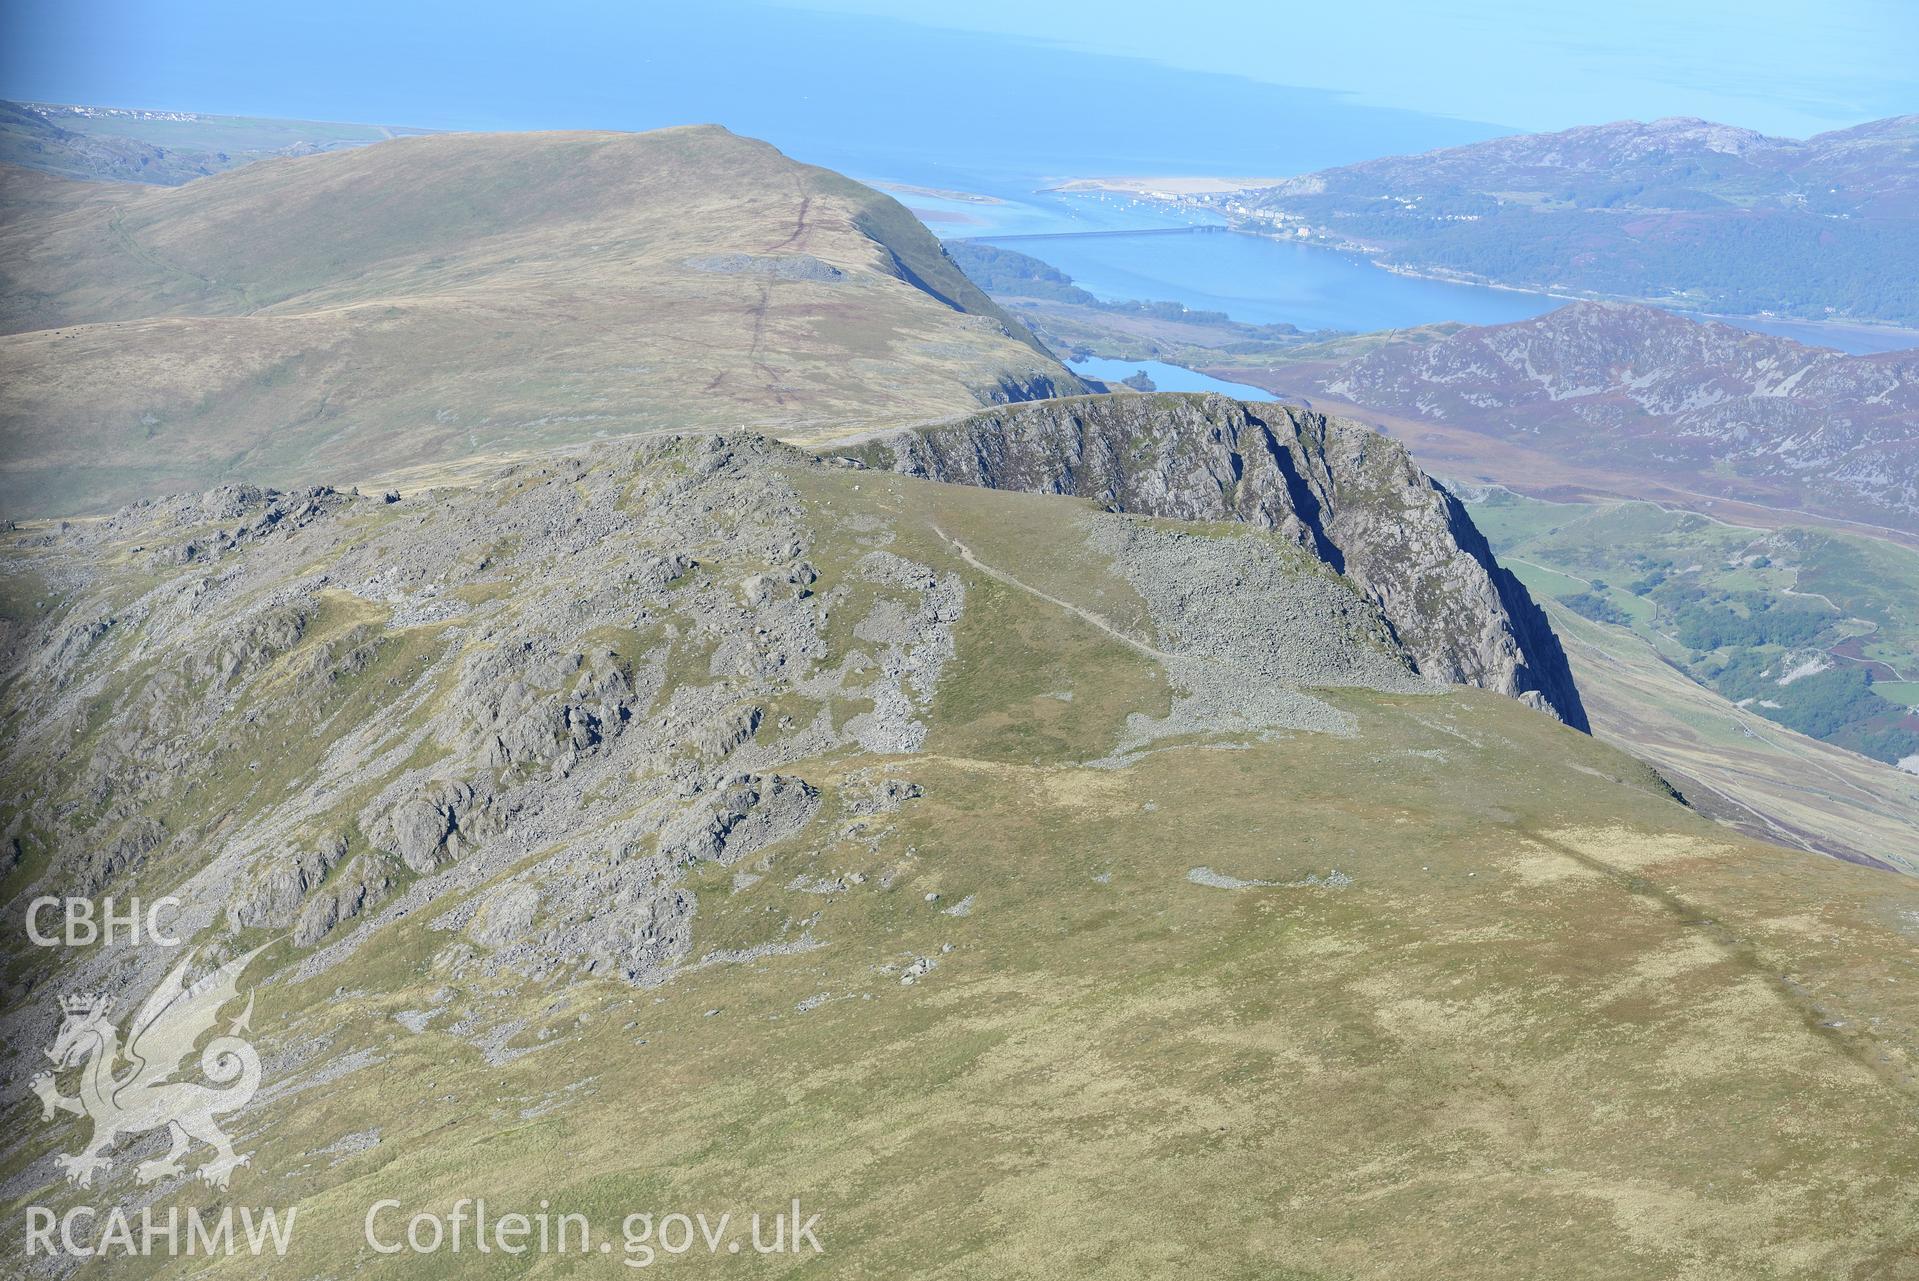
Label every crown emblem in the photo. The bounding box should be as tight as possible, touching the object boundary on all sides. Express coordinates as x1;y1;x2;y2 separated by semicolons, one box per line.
61;993;108;1017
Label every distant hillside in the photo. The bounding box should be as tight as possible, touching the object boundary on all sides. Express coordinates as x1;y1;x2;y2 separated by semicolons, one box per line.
1;100;218;185
1465;486;1919;776
1257;301;1919;535
1175;301;1919;776
1234;115;1919;324
944;239;1317;353
0;99;415;185
0;126;1083;515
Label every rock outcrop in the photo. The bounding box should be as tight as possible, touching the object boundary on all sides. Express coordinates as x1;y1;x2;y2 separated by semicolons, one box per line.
0;420;1588;1109
843;393;1588;729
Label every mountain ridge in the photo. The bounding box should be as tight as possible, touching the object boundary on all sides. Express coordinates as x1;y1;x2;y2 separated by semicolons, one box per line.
0;126;1085;517
6;428;1918;1278
5;109;1919;1278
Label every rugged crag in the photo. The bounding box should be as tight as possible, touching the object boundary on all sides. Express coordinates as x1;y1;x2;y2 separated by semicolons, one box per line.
0;427;1442;1033
842;393;1588;729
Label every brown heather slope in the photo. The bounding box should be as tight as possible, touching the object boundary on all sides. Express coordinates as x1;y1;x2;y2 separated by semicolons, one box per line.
0;126;1083;516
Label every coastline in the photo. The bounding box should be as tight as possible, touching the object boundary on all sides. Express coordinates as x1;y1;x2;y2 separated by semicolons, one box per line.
1217;223;1919;349
1059;185;1919;352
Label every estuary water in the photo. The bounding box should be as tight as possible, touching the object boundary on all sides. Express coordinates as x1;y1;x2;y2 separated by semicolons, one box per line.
975;226;1558;334
900;186;1917;355
1065;356;1278;400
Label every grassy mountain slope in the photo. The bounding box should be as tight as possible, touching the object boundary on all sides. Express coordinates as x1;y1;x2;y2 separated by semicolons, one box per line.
0;127;1082;517
1456;489;1919;869
1536;591;1919;872
941;260;1919;867
2;436;1917;1278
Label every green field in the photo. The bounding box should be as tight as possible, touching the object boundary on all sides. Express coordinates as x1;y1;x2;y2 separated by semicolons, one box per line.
1876;680;1919;709
1465;489;1919;767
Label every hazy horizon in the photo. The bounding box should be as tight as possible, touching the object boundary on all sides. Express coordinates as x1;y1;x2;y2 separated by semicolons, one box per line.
3;0;1911;181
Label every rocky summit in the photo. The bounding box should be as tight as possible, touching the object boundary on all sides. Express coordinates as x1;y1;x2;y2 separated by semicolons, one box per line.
4;84;1919;1279
1;420;1520;1000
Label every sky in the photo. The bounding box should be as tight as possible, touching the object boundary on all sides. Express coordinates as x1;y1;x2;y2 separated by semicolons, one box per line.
0;0;1911;183
786;0;1918;138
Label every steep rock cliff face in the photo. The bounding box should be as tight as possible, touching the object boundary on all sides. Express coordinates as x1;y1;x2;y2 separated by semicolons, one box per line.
844;393;1589;730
